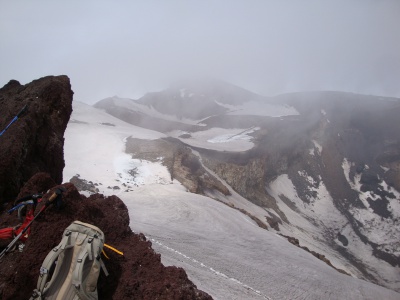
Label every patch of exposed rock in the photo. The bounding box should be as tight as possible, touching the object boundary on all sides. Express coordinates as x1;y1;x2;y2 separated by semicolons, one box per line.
69;174;100;193
125;137;230;196
199;152;287;222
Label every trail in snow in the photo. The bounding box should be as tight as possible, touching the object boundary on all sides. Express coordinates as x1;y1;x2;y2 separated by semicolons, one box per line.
148;236;271;300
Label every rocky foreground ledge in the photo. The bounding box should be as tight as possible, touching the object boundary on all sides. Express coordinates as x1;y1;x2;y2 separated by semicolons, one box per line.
0;173;212;299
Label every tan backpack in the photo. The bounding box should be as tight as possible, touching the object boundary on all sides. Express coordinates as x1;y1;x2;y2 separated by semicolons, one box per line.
30;221;108;300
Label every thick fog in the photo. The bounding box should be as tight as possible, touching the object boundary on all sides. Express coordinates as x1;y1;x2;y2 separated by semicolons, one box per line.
1;1;399;103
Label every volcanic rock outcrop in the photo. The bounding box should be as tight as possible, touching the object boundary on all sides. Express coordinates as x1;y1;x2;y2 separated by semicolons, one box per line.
0;76;73;203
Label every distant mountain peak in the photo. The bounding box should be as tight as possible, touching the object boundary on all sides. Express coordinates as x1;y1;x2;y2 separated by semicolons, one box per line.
165;78;263;103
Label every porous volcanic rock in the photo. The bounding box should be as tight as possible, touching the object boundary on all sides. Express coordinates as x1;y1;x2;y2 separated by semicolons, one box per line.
0;176;212;299
0;76;73;204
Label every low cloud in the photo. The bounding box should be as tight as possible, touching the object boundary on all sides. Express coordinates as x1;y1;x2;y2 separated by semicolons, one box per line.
1;1;399;103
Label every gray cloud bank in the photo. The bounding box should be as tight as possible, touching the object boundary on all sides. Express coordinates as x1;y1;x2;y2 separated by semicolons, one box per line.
1;0;399;104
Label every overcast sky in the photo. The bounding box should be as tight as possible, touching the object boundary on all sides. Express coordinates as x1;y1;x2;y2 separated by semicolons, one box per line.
1;1;399;104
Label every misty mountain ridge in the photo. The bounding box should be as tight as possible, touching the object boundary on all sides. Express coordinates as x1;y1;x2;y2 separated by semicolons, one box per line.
91;80;400;293
95;80;298;131
96;80;398;125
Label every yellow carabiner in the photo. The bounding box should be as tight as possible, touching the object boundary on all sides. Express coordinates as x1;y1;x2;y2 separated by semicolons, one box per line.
104;243;124;256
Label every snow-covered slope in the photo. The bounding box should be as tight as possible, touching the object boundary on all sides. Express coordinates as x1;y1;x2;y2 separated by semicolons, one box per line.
63;101;400;299
64;101;166;191
267;173;400;288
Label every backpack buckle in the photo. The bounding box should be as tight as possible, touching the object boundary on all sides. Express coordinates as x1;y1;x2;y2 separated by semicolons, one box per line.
40;267;48;275
31;289;42;298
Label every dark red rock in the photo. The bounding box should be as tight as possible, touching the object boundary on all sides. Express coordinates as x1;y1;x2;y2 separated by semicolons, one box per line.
0;76;73;203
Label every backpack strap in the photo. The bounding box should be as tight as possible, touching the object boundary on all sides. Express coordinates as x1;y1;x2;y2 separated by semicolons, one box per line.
99;257;109;276
30;229;76;299
72;242;91;289
36;229;76;294
72;233;108;299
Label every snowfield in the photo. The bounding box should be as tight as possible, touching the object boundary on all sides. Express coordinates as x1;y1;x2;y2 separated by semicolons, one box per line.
100;96;203;125
168;127;259;152
214;99;298;117
63;101;400;300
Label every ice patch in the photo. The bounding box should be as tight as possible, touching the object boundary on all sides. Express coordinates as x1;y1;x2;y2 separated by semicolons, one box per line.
207;127;259;144
312;140;322;155
169;127;258;151
380;165;390;172
298;170;317;186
